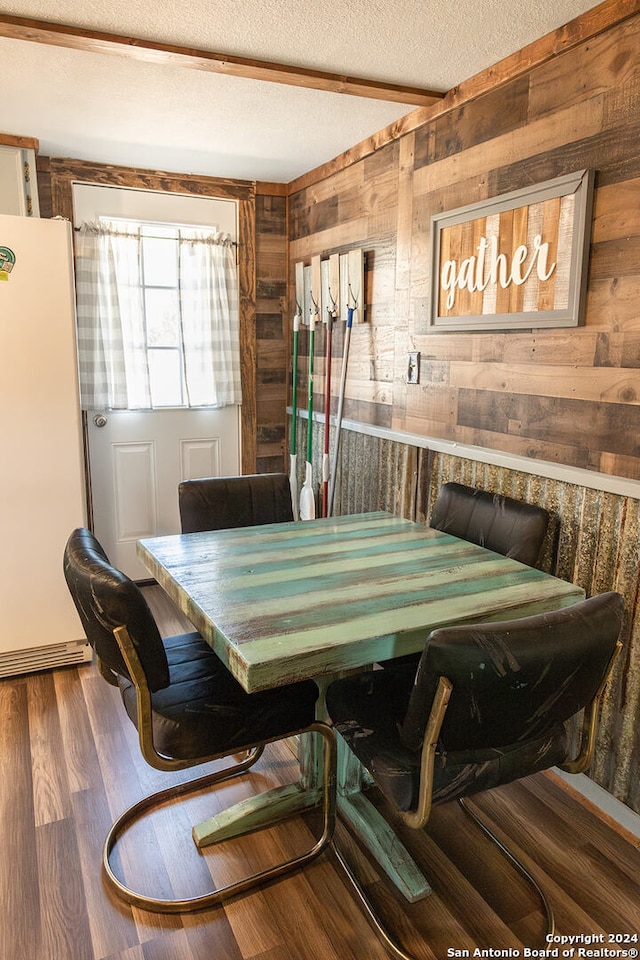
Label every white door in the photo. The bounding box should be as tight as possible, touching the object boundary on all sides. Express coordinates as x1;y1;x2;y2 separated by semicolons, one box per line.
73;184;241;580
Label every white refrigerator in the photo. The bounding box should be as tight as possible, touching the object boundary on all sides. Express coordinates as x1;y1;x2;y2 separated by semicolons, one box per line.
0;214;91;676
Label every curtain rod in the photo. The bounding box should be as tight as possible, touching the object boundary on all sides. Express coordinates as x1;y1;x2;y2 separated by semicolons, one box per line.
73;225;237;245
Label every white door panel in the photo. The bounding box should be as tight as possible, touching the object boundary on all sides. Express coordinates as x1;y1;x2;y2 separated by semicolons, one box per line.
181;437;222;479
113;441;158;542
89;406;240;579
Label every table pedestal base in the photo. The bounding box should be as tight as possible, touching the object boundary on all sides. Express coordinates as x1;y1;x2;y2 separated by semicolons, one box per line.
192;781;320;847
191;731;432;903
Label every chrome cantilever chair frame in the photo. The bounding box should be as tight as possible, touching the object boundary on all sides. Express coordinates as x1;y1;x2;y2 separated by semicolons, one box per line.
327;596;623;960
104;623;337;914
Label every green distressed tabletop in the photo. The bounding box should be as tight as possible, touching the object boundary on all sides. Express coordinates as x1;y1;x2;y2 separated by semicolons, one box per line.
138;511;585;694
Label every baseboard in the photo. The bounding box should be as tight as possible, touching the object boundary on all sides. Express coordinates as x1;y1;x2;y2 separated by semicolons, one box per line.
547;768;640;846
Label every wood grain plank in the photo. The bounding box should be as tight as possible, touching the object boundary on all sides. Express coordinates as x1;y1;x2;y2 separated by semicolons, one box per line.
27;670;71;826
239;195;258;474
395;132;416;322
474;781;640;929
48;156;254;201
591;235;640;280
137;928;196;960
448;358;640;403
53;666;102;793
413;94;604;199
106;947;145;960
418;803;546;941
585;275;640;330
288;219;369;262
71;786;141;959
361;798;539;949
0;681;41;960
37;818;94;960
430;74;530;166
495;121;640;200
498;330;597;365
592;176;640;242
179;910;245;960
138;516;583;693
256;192;287;472
455;389;640;468
528;12;640;121
300;845;391;960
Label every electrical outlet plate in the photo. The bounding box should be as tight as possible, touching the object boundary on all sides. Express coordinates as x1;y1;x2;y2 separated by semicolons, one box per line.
407;352;420;384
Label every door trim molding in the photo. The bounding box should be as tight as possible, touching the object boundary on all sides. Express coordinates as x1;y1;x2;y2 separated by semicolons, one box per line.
47;158;257;494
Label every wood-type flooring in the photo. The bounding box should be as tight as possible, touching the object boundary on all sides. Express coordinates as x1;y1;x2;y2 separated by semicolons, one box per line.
1;585;638;960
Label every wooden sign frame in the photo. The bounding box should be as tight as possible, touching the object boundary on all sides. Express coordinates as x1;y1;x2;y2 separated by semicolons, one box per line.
428;169;594;332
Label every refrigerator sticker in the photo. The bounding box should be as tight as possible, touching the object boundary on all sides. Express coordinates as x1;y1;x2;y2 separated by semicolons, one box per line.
0;246;16;281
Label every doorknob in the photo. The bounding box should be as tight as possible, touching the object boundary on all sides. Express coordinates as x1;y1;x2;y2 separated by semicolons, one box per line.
93;414;107;428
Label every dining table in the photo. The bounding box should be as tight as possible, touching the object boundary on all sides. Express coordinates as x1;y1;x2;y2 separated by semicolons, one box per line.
137;510;585;902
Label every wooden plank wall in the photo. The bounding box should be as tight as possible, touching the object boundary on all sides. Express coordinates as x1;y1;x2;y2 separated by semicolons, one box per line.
255;192;289;473
288;8;640;483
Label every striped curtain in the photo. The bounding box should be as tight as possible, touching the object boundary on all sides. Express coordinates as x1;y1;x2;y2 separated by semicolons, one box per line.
74;221;241;410
178;228;241;408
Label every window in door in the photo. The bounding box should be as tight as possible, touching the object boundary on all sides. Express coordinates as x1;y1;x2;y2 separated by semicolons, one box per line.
137;223;186;407
73;185;240;413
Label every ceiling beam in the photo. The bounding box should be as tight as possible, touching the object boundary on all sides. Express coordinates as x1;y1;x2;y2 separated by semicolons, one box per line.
0;14;444;107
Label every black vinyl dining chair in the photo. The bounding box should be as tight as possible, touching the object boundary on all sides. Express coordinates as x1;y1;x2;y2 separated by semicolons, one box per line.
63;527;336;914
178;473;294;533
326;592;624;958
430;481;550;566
381;482;551;675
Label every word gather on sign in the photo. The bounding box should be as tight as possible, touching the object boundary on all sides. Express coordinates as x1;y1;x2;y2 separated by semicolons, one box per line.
440;233;556;311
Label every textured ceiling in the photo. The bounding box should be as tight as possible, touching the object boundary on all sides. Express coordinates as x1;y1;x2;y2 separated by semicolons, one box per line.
1;0;601;182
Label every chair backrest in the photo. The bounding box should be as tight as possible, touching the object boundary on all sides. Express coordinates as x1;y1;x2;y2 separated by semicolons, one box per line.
63;528;170;692
400;592;624;753
430;481;549;566
178;473;294;533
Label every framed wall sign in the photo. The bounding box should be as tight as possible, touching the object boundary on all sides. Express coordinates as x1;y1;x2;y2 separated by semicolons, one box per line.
429;169;594;331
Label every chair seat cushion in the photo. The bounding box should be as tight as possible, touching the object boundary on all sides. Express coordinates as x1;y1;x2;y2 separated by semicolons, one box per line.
118;631;319;760
326;670;567;812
